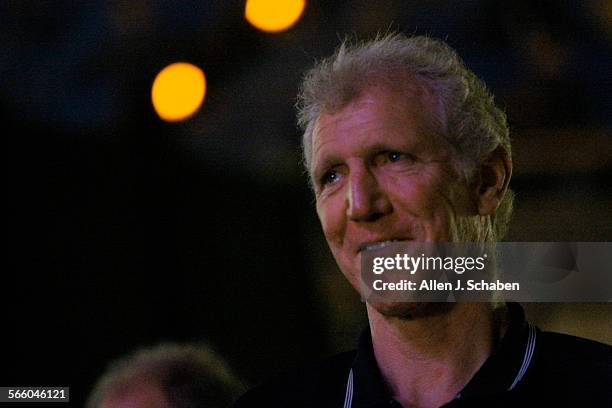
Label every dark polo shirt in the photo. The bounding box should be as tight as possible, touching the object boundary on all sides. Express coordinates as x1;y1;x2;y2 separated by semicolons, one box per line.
234;304;611;407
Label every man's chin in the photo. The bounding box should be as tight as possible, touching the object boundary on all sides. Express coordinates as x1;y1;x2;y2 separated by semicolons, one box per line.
368;301;455;319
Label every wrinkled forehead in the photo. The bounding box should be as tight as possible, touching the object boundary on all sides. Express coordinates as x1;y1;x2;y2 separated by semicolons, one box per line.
310;84;446;167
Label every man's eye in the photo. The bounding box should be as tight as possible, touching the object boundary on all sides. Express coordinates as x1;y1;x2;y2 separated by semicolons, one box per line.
373;151;416;167
321;170;339;185
388;151;403;162
381;151;413;164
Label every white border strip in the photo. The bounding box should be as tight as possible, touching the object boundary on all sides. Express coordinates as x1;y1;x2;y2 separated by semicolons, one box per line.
508;324;537;390
343;369;354;408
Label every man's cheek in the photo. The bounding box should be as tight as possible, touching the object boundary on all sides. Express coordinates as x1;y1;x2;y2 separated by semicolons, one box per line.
317;208;334;237
320;207;346;241
321;221;341;246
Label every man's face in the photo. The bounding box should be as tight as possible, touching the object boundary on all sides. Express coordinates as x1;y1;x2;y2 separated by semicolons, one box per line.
312;86;471;299
100;383;170;408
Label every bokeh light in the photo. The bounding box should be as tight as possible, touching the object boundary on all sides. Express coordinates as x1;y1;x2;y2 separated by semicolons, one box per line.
245;0;305;33
151;62;206;122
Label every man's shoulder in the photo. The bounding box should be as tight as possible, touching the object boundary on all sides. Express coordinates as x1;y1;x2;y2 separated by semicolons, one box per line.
536;330;611;370
525;330;611;403
233;350;356;408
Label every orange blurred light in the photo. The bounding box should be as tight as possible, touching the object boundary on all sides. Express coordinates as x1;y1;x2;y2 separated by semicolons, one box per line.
245;0;305;33
151;62;206;122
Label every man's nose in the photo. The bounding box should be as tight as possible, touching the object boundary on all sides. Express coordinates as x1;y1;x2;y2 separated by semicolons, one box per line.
346;168;392;222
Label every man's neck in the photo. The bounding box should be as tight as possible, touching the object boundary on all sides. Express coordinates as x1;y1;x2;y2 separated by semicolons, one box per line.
367;303;506;408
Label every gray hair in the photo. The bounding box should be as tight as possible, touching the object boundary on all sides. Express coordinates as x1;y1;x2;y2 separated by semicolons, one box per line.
86;343;245;408
297;33;513;241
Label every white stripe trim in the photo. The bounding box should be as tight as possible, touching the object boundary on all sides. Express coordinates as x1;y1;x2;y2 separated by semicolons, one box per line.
508;324;537;390
343;369;354;408
509;325;535;389
345;324;536;405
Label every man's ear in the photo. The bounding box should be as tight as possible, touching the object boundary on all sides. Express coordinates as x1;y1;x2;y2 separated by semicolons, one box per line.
475;147;512;216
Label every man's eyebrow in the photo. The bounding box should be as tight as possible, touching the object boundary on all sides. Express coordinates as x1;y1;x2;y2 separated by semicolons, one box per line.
371;137;430;156
313;139;422;171
365;141;413;152
312;154;342;175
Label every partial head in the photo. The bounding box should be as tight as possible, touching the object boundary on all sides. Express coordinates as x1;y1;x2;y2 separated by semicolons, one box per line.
87;343;245;408
297;33;513;303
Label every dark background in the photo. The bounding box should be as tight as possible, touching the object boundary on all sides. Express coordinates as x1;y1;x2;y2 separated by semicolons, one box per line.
3;1;611;406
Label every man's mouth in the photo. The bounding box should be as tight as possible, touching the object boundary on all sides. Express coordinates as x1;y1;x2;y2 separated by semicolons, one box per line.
358;239;406;253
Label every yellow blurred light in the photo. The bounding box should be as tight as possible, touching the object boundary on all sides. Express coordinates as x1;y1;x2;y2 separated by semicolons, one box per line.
151;62;206;122
245;0;305;33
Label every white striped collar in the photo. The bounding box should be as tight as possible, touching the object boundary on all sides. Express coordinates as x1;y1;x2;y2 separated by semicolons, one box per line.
343;304;537;407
